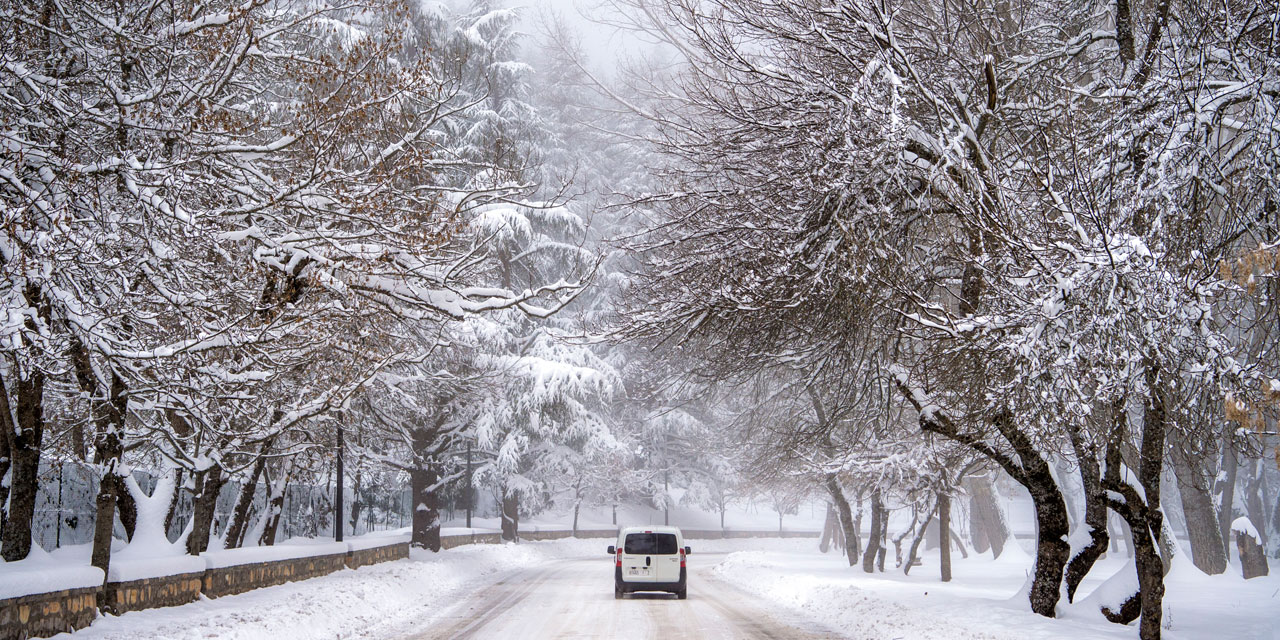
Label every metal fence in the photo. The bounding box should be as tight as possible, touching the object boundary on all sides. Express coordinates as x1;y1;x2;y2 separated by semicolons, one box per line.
29;462;418;551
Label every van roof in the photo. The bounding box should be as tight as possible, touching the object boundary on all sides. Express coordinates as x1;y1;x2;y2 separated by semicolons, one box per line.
618;525;682;535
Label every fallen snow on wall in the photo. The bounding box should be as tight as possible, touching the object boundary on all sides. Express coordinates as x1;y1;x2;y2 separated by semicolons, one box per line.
0;546;104;600
201;541;350;570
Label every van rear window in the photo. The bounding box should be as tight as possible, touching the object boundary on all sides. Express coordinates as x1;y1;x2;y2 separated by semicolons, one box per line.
624;533;679;555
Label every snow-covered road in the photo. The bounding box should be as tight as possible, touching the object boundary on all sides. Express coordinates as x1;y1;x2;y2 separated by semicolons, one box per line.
404;551;839;639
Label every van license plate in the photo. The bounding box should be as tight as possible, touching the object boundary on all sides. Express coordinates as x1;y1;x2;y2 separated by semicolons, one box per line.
627;568;650;577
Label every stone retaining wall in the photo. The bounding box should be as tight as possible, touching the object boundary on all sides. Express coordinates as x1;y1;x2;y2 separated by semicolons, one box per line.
102;571;204;615
348;543;409;569
202;552;349;599
0;585;98;640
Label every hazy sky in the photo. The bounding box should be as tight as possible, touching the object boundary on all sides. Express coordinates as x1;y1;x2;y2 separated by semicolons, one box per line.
521;0;649;74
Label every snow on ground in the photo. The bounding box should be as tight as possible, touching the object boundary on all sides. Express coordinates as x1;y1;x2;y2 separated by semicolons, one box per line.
711;538;1280;640
54;537;611;640
34;532;1280;640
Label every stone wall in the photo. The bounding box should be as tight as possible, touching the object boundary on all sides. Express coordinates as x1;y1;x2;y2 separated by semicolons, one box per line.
202;552;349;599
348;543;409;569
0;585;98;640
102;571;204;615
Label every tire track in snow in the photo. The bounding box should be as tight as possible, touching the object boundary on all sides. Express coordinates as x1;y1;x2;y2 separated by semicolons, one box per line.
402;552;840;639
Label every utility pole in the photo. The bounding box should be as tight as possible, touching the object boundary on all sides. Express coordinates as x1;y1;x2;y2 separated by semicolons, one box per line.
335;420;344;543
664;470;670;526
465;441;473;529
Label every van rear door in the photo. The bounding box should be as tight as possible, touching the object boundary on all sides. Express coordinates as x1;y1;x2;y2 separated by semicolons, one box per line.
621;532;681;583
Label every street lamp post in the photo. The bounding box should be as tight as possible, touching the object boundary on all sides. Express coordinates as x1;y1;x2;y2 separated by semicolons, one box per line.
335;421;344;543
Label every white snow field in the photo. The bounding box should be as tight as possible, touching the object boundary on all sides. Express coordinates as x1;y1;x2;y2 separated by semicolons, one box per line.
47;534;1279;640
713;539;1280;640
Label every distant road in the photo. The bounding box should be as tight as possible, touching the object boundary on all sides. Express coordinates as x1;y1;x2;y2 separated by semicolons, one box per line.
404;551;840;639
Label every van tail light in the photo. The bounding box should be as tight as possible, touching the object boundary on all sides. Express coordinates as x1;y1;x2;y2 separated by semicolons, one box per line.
680;548;686;568
616;549;622;567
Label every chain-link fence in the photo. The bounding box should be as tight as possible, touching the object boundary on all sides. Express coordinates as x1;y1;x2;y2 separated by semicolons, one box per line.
29;462;416;552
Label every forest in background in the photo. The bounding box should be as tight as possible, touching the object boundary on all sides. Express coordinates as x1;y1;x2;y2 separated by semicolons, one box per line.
1;1;1277;639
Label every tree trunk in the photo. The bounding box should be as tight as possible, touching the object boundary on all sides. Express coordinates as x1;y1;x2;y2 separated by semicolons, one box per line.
968;487;990;555
164;469;185;541
1102;365;1170;639
852;494;863;558
0;427;9;535
904;506;935;575
1271;491;1280;554
0;371;45;562
892;508;918;568
1216;440;1239;560
349;468;363;538
939;492;952;582
501;492;519;542
862;490;883;573
876;513;887;572
224;444;272;549
1244;462;1268;547
1132;518;1166;640
90;480;118;611
925;509;940;550
259;466;290;547
1;438;41;562
573;500;580;537
949;526;969;559
1064;404;1115;601
1026;472;1072;618
410;464;441;551
1235;526;1269;579
90;435;131;580
820;502;836;553
1063;492;1110;601
1170;443;1226;574
186;465;225;555
1134;365;1169;640
825;474;858;567
894;376;1070;617
107;471;137;541
85;366;134;588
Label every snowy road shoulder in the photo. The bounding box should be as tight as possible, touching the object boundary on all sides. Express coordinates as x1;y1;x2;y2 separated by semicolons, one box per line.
53;538;611;640
710;540;1280;640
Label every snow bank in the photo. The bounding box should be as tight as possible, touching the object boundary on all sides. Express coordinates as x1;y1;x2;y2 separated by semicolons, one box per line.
108;555;205;583
713;550;1012;639
347;531;410;552
0;563;104;600
53;538;605;640
441;526;500;536
712;538;1280;640
1078;558;1138;613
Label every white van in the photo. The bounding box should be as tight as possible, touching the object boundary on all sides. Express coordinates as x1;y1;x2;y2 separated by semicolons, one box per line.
607;526;690;599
